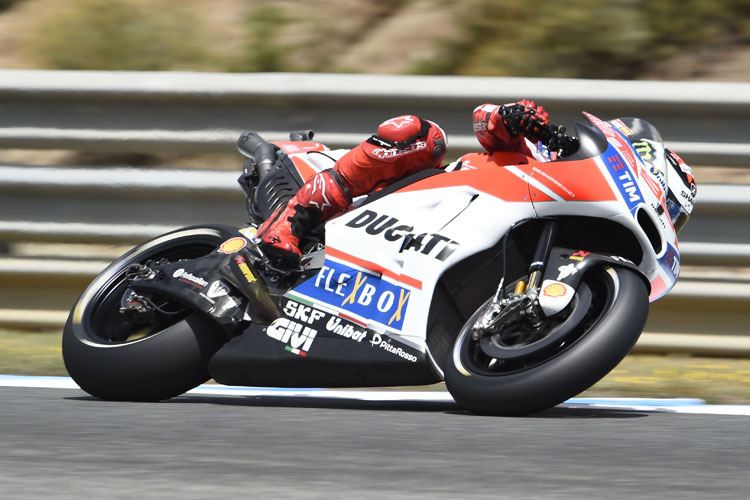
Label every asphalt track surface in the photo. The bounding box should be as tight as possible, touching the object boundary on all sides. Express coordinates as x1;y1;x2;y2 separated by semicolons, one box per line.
2;379;749;500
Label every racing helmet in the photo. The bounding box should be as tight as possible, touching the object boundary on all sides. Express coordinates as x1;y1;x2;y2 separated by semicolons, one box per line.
664;148;696;234
614;117;695;235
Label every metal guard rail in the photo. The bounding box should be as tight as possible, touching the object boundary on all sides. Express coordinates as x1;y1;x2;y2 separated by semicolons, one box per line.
0;70;749;167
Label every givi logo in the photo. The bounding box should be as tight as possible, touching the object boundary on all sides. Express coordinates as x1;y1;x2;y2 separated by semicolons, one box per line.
266;318;317;357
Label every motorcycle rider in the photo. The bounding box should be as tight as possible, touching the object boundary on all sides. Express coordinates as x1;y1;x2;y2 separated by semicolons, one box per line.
255;100;696;266
256;100;553;266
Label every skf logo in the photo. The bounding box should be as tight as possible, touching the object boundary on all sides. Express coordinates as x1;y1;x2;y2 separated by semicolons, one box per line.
266;318;317;357
283;299;367;342
291;260;412;331
282;301;326;324
345;209;458;261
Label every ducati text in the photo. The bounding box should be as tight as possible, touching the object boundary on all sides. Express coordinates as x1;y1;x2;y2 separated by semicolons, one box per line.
345;209;458;261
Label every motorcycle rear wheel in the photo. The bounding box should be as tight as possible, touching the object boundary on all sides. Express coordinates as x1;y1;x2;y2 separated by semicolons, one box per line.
444;266;649;415
62;225;238;401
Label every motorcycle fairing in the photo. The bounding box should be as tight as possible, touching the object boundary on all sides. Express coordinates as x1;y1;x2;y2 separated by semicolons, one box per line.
208;293;440;388
538;247;643;316
202;219;444;386
124;244;258;331
284;148;346;180
430;152;618;205
245;113;680;376
273;140;328;155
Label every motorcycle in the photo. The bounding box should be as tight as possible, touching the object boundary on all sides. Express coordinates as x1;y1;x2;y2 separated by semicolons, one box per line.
62;112;691;415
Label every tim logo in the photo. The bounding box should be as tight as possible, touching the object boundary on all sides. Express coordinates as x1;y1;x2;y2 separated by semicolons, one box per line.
603;145;643;211
291;260;411;331
266;318;317;357
660;243;680;280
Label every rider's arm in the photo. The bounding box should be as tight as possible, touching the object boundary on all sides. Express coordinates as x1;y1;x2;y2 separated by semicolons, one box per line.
472;101;550;157
473;103;531;155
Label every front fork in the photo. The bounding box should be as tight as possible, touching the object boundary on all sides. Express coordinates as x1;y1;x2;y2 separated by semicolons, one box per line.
526;220;561;291
472;220;561;340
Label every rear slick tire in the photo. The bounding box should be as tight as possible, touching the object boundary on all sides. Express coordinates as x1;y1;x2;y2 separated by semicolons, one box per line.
444;266;649;416
62;225;238;401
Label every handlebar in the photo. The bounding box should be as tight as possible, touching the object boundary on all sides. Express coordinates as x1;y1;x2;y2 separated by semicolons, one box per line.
498;104;579;158
539;123;579;158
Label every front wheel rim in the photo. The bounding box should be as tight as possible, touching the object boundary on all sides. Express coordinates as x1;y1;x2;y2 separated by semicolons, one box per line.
453;267;620;377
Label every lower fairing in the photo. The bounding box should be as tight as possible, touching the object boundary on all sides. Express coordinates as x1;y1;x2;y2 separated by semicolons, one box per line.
208;292;439;387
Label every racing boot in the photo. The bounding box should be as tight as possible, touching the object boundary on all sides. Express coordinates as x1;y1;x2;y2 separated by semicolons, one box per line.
256;169;352;267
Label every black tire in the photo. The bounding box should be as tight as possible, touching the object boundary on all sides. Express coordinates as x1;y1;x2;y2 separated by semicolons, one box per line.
444;266;649;415
62;225;239;401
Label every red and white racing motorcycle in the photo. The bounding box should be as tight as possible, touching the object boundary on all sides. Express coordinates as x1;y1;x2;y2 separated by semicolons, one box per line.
62;113;695;415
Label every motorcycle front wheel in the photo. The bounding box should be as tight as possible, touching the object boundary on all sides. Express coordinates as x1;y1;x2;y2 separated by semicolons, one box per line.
444;266;649;416
62;225;238;401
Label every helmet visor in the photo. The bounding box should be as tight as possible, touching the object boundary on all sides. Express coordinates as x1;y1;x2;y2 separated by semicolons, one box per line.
667;196;690;234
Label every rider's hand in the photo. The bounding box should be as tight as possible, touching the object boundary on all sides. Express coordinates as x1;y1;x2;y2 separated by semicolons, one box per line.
498;99;550;142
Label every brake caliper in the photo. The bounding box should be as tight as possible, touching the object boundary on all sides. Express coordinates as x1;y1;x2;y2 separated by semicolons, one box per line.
471;288;544;341
118;289;156;325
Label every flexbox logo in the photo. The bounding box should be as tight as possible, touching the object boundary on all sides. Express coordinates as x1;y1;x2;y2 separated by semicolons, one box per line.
293;259;412;331
266;318;317;357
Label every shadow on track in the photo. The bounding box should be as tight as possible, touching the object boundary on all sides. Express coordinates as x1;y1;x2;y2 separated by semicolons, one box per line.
65;393;649;418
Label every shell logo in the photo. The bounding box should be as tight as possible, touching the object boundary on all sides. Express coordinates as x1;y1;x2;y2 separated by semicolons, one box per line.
218;237;247;255
543;283;567;298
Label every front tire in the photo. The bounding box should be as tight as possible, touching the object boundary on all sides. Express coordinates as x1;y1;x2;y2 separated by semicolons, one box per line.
62;225;239;401
444;266;649;415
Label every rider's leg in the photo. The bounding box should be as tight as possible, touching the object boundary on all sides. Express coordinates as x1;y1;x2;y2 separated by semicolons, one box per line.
256;169;351;267
256;116;447;267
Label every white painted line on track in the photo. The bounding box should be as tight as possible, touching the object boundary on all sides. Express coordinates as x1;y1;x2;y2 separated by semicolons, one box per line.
0;374;80;389
3;374;750;416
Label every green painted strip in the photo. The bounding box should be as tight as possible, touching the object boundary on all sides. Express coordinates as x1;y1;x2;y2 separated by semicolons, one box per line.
287;292;313;307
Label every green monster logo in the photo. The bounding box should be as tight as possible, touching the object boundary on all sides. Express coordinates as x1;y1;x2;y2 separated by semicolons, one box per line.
632;141;654;161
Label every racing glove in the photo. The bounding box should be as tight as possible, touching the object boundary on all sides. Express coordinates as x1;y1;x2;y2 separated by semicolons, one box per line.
498;99;550;143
